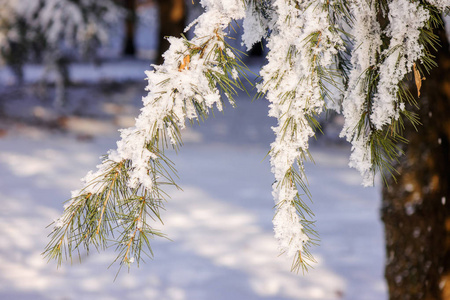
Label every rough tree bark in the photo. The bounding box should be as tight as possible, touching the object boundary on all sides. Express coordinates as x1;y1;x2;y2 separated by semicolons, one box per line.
381;24;450;300
156;0;186;65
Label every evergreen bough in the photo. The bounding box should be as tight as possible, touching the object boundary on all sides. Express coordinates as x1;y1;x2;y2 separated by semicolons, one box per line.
44;0;450;273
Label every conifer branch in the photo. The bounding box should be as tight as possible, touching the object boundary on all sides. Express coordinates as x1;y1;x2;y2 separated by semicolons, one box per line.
44;0;450;275
45;2;249;271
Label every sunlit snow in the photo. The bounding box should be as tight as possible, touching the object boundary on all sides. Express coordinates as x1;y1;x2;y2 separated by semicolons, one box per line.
0;86;386;300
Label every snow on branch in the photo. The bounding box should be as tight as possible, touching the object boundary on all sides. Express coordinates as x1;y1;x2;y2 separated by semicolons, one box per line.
259;0;346;270
241;0;271;50
45;0;248;269
45;0;450;273
372;0;429;130
340;0;382;186
426;0;450;11
341;0;439;187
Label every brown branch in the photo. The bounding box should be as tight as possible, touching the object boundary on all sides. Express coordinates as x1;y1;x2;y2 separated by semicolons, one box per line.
96;170;120;235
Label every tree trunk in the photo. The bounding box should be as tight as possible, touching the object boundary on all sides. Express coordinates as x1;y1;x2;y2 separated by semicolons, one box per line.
381;25;450;299
156;0;186;65
123;0;137;56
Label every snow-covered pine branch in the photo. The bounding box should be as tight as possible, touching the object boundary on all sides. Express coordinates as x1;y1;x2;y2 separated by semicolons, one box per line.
372;1;428;129
340;0;382;186
45;0;248;269
341;0;443;187
46;0;450;273
256;0;347;270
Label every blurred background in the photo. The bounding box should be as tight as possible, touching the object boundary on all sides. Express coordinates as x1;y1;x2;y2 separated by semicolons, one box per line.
0;1;386;299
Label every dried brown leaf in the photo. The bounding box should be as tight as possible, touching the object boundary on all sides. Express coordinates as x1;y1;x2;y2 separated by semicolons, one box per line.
179;55;190;71
413;63;425;97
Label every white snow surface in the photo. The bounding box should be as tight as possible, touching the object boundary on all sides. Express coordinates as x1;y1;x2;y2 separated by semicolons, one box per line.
0;59;154;85
0;81;386;300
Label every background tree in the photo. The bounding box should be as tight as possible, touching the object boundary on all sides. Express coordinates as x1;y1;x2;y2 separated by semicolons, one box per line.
0;0;122;106
120;0;188;63
122;0;138;56
44;2;450;299
156;0;186;65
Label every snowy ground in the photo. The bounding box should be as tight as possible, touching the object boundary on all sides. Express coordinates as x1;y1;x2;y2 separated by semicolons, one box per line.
0;5;387;296
0;71;387;300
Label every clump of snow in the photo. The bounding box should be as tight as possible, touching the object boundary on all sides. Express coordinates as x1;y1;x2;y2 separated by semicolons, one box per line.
426;0;450;11
241;1;269;51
